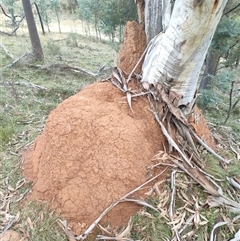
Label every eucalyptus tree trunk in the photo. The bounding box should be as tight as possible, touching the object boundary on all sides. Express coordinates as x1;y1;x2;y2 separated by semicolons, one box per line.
142;0;228;113
22;0;44;61
199;49;221;90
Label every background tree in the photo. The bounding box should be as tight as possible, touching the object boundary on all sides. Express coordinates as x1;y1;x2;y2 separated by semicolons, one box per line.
2;0;18;25
22;0;44;60
77;0;137;41
200;1;240;90
99;0;137;42
34;0;52;32
142;0;228;115
49;0;61;33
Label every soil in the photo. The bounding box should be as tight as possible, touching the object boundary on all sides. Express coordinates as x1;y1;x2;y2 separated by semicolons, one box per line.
118;21;147;74
23;80;214;235
23;81;168;234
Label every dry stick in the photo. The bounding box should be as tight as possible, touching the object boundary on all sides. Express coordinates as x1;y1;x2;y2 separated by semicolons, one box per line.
96;236;134;241
126;44;148;83
151;109;193;168
62;167;169;241
0;81;47;91
11;15;25;35
4;52;30;69
223;81;235;124
0;216;17;235
189;128;231;164
178;213;196;235
169;170;181;241
35;63;98;77
171;159;220;197
209;221;228;241
0;42;14;59
151;108;227;196
230;146;240;161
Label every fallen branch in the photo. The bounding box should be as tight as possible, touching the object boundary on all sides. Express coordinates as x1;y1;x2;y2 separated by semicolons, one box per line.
0;14;25;36
11;15;25;35
4;52;31;69
0;81;47;91
189;128;231;164
60;167;169;240
210;216;240;241
0;42;13;59
33;63;99;77
169;170;181;241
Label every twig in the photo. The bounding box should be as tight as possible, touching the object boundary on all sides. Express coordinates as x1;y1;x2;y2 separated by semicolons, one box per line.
224;3;240;15
4;52;31;69
227;177;240;191
0;42;13;59
0;217;17;235
96;236;135;241
0;4;12;19
209;221;228;241
189;128;231;164
178;213;196;235
151;108;193;167
11;15;25;35
169;170;181;241
0;81;47;91
223;81;235;124
33;63;98;77
0;31;13;36
61;167;168;240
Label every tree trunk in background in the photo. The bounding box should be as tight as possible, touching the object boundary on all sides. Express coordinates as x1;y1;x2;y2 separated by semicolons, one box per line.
142;0;228;113
22;0;44;61
199;49;221;90
136;0;145;25
144;0;163;42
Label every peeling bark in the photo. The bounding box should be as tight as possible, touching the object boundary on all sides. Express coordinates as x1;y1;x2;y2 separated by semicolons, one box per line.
142;0;228;110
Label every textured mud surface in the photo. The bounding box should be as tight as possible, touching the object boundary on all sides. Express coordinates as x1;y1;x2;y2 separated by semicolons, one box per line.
118;21;147;74
23;81;168;234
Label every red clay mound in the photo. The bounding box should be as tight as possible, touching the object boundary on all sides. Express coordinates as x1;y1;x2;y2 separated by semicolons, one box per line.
23;81;167;234
23;82;214;235
118;21;147;74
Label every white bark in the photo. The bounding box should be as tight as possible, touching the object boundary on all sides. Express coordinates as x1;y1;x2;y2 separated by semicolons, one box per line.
161;0;172;31
142;0;228;108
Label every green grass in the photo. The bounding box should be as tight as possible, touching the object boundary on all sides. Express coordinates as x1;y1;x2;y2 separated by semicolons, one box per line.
0;25;116;240
12;201;68;241
131;211;172;240
197;69;240;142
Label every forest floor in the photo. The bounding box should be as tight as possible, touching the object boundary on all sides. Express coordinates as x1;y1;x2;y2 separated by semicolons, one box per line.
1;13;240;241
